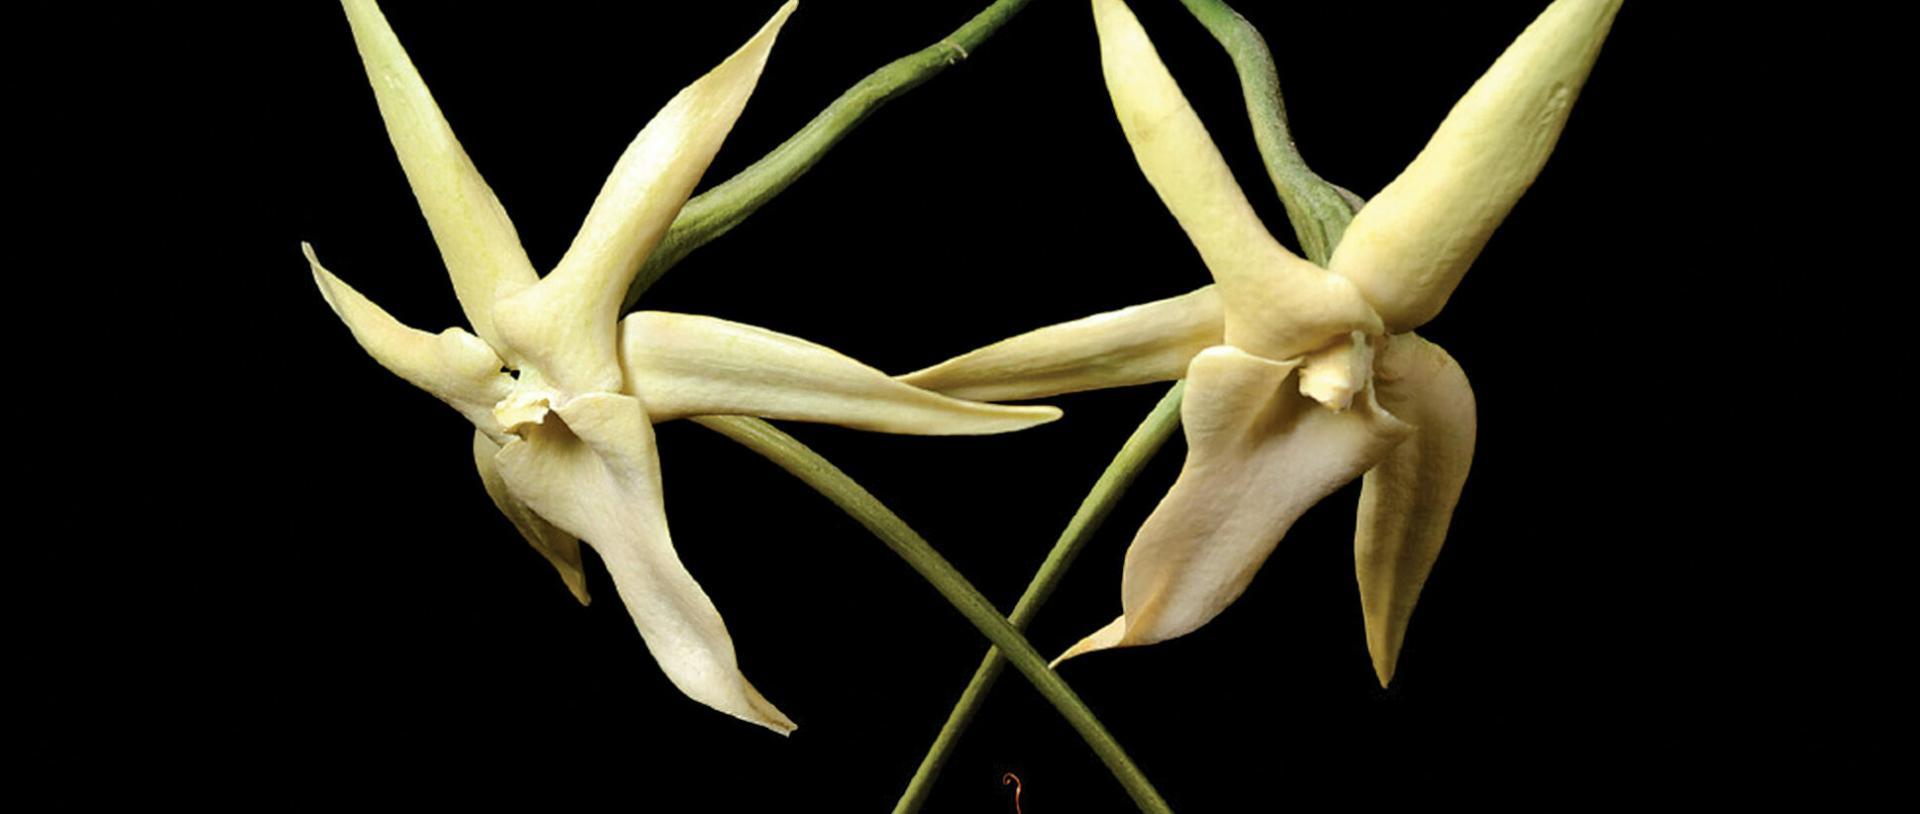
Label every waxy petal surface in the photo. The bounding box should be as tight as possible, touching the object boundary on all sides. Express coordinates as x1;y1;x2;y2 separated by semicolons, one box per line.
472;430;590;605
899;287;1224;402
493;2;798;396
1058;345;1411;662
1092;0;1380;360
1355;333;1475;686
621;312;1060;434
339;0;539;354
306;243;514;435
494;392;793;733
1330;0;1622;331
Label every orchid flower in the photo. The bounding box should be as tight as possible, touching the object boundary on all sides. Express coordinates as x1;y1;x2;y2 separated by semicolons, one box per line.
901;0;1620;684
306;0;1060;733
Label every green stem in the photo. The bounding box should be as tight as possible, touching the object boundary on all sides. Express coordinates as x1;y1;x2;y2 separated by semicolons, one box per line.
893;382;1185;814
1177;0;1359;266
625;0;1036;309
692;416;1173;814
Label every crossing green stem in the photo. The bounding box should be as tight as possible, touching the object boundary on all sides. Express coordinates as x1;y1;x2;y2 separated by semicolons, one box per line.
693;416;1173;814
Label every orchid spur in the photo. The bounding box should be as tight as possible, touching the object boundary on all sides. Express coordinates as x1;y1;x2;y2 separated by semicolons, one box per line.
305;0;1060;733
902;0;1621;684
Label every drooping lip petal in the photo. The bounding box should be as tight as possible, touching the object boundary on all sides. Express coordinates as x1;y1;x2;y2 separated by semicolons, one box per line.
338;0;539;355
899;286;1224;402
1090;0;1380;360
1329;0;1624;332
1355;333;1475;686
491;1;799;397
1057;344;1412;662
305;243;514;436
471;430;590;606
491;391;794;734
620;312;1060;434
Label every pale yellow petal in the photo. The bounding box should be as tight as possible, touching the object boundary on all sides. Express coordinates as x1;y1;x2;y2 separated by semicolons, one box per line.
306;243;514;433
1091;0;1380;359
1057;345;1412;662
492;392;793;733
621;312;1059;434
899;287;1224;402
1355;333;1475;686
493;2;798;396
337;0;538;353
1329;0;1623;331
1053;616;1126;668
471;430;590;606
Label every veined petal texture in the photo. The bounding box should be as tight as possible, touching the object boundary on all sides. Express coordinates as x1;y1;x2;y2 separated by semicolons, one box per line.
898;287;1224;402
472;430;590;606
493;1;798;397
306;243;514;435
339;0;539;354
621;312;1060;434
1330;0;1623;331
1091;0;1380;360
1355;333;1475;686
1059;345;1411;662
493;392;794;733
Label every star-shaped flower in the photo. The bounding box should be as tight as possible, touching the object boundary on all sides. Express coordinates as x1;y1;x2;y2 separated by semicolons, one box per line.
307;0;1059;732
901;0;1620;683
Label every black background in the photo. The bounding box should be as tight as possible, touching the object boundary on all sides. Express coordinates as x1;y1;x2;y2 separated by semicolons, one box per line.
130;1;1725;809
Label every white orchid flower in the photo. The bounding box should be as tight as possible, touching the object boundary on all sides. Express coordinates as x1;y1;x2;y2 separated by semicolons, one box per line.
902;0;1620;684
307;0;1060;733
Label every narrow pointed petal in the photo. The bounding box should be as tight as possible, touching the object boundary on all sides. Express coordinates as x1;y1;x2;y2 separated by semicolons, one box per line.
338;0;538;353
1057;345;1412;662
899;286;1224;402
493;392;793;733
1091;0;1380;360
306;243;514;432
621;312;1059;434
1053;616;1126;668
493;2;798;396
1355;333;1475;686
471;430;590;605
1329;0;1623;332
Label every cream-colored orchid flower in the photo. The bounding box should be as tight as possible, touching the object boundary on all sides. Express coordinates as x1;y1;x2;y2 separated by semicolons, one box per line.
902;0;1619;684
307;0;1060;733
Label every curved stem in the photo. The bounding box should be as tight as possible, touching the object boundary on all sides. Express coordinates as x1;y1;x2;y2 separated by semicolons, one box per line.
1177;0;1359;266
626;0;1036;309
893;383;1185;814
692;416;1173;814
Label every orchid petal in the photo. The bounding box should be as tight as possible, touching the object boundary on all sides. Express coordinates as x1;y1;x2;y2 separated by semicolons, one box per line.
620;312;1061;434
1091;0;1380;360
338;0;539;354
1355;333;1475;686
471;430;590;606
1057;344;1411;662
494;1;798;396
1329;0;1623;331
899;286;1224;402
494;392;794;733
305;243;514;434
